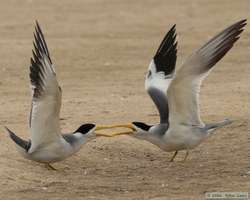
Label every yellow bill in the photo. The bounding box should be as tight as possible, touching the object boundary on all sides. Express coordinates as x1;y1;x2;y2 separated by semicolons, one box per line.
95;124;135;131
95;123;135;137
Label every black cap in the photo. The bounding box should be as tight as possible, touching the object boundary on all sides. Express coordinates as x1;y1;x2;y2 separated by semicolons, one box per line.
74;123;96;134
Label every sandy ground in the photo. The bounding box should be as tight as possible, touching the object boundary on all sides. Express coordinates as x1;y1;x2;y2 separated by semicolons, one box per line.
0;0;249;199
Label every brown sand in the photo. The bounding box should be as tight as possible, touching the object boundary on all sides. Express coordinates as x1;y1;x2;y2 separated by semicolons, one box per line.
0;0;249;199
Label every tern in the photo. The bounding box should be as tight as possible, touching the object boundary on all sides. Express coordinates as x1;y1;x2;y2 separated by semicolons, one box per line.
4;22;123;170
109;19;247;161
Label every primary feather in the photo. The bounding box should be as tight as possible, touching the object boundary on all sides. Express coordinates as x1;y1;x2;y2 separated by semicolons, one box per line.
167;19;247;128
145;25;177;123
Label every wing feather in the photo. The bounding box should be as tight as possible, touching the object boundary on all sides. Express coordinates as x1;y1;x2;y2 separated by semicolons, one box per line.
29;21;62;152
145;25;177;123
167;19;247;127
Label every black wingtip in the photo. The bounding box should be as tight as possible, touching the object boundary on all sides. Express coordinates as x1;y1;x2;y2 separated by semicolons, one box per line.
153;24;177;76
4;126;11;135
155;24;177;54
33;21;52;63
35;20;39;27
4;126;31;152
199;19;247;72
35;20;44;35
4;126;16;139
30;21;52;98
234;19;247;31
238;19;247;25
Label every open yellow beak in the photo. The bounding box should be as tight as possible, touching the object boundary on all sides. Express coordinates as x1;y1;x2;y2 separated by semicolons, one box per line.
95;124;135;131
95;130;134;137
95;123;135;137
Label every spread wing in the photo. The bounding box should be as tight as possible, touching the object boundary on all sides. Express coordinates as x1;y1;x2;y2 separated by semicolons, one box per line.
29;21;62;152
145;25;177;123
167;19;247;127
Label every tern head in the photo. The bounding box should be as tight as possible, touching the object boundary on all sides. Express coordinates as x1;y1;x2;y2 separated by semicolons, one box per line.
74;123;134;138
130;122;169;140
73;123;97;140
123;121;153;140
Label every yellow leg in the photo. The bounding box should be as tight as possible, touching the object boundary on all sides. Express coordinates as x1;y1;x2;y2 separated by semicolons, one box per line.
183;150;189;162
170;151;178;162
46;163;57;170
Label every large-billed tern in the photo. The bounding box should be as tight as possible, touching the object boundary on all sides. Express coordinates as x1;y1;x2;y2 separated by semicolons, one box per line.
110;19;247;161
4;22;123;170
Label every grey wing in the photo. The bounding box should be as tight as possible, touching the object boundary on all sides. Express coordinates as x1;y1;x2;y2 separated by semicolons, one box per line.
167;19;247;127
29;21;62;152
145;25;177;123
